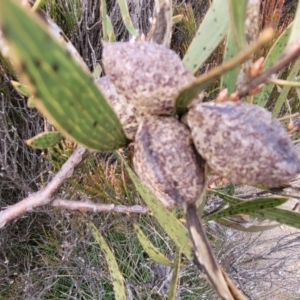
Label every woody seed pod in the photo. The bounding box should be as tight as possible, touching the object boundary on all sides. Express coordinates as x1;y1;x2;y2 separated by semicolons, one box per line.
133;116;205;208
96;76;138;140
187;100;300;187
102;41;198;116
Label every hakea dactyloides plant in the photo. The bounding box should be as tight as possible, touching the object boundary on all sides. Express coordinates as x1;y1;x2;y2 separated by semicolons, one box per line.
2;1;300;299
100;40;300;300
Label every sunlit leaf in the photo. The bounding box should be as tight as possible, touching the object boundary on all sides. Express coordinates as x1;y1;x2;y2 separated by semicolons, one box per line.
272;59;300;117
228;0;247;50
253;23;292;106
100;0;109;41
204;197;287;221
221;0;247;93
217;218;279;232
134;224;173;267
176;28;274;113
0;0;127;151
220;30;240;93
167;247;181;300
257;207;300;230
208;189;300;229
288;1;300;45
11;80;29;97
88;221;126;300
183;0;229;74
116;0;139;38
106;15;116;42
26;132;62;149
122;158;192;260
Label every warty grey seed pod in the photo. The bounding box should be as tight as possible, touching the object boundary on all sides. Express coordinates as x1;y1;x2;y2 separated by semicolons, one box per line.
102;41;198;116
133;115;205;209
96;76;138;140
187;100;300;187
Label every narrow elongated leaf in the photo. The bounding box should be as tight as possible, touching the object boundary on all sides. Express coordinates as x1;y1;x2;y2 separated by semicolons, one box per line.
106;15;116;42
0;1;127;151
134;224;173;267
11;80;29;97
176;28;274;113
272;58;300;117
100;0;109;41
116;0;139;38
257;208;300;229
31;0;46;11
208;189;289;206
92;63;102;79
123;158;192;260
253;23;292;106
204;197;287;221
88;221;126;300
221;0;247;93
288;1;300;45
167;248;181;300
208;189;300;230
228;0;247;50
26;132;62;149
220;30;240;93
183;0;229;74
217;218;279;232
172;14;183;24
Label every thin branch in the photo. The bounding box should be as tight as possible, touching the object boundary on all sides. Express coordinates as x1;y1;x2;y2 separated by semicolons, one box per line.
237;39;300;97
277;112;299;121
267;78;300;87
0;146;89;228
51;198;149;214
175;27;275;112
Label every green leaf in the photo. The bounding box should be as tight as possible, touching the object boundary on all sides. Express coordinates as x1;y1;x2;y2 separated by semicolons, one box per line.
122;157;192;260
106;15;116;42
220;30;240;93
272;58;300;117
208;189;300;230
11;80;29;97
228;0;247;50
176;28;274;113
221;0;247;93
100;0;109;41
257;208;300;230
31;0;47;11
253;23;292;106
217;218;279;232
88;221;126;300
167;248;181;300
182;0;229;74
172;14;183;24
26;132;62;149
288;1;300;45
0;0;127;151
134;224;173;267
92;63;102;79
203;197;287;221
116;0;139;38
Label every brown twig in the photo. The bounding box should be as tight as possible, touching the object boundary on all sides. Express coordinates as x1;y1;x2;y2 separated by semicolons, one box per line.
237;39;300;97
0;146;89;228
52;198;149;214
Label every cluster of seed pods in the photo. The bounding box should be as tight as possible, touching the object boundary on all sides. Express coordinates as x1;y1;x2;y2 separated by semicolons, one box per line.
99;40;300;300
101;41;300;193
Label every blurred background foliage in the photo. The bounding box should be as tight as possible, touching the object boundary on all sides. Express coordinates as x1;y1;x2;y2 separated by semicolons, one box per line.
1;0;300;299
